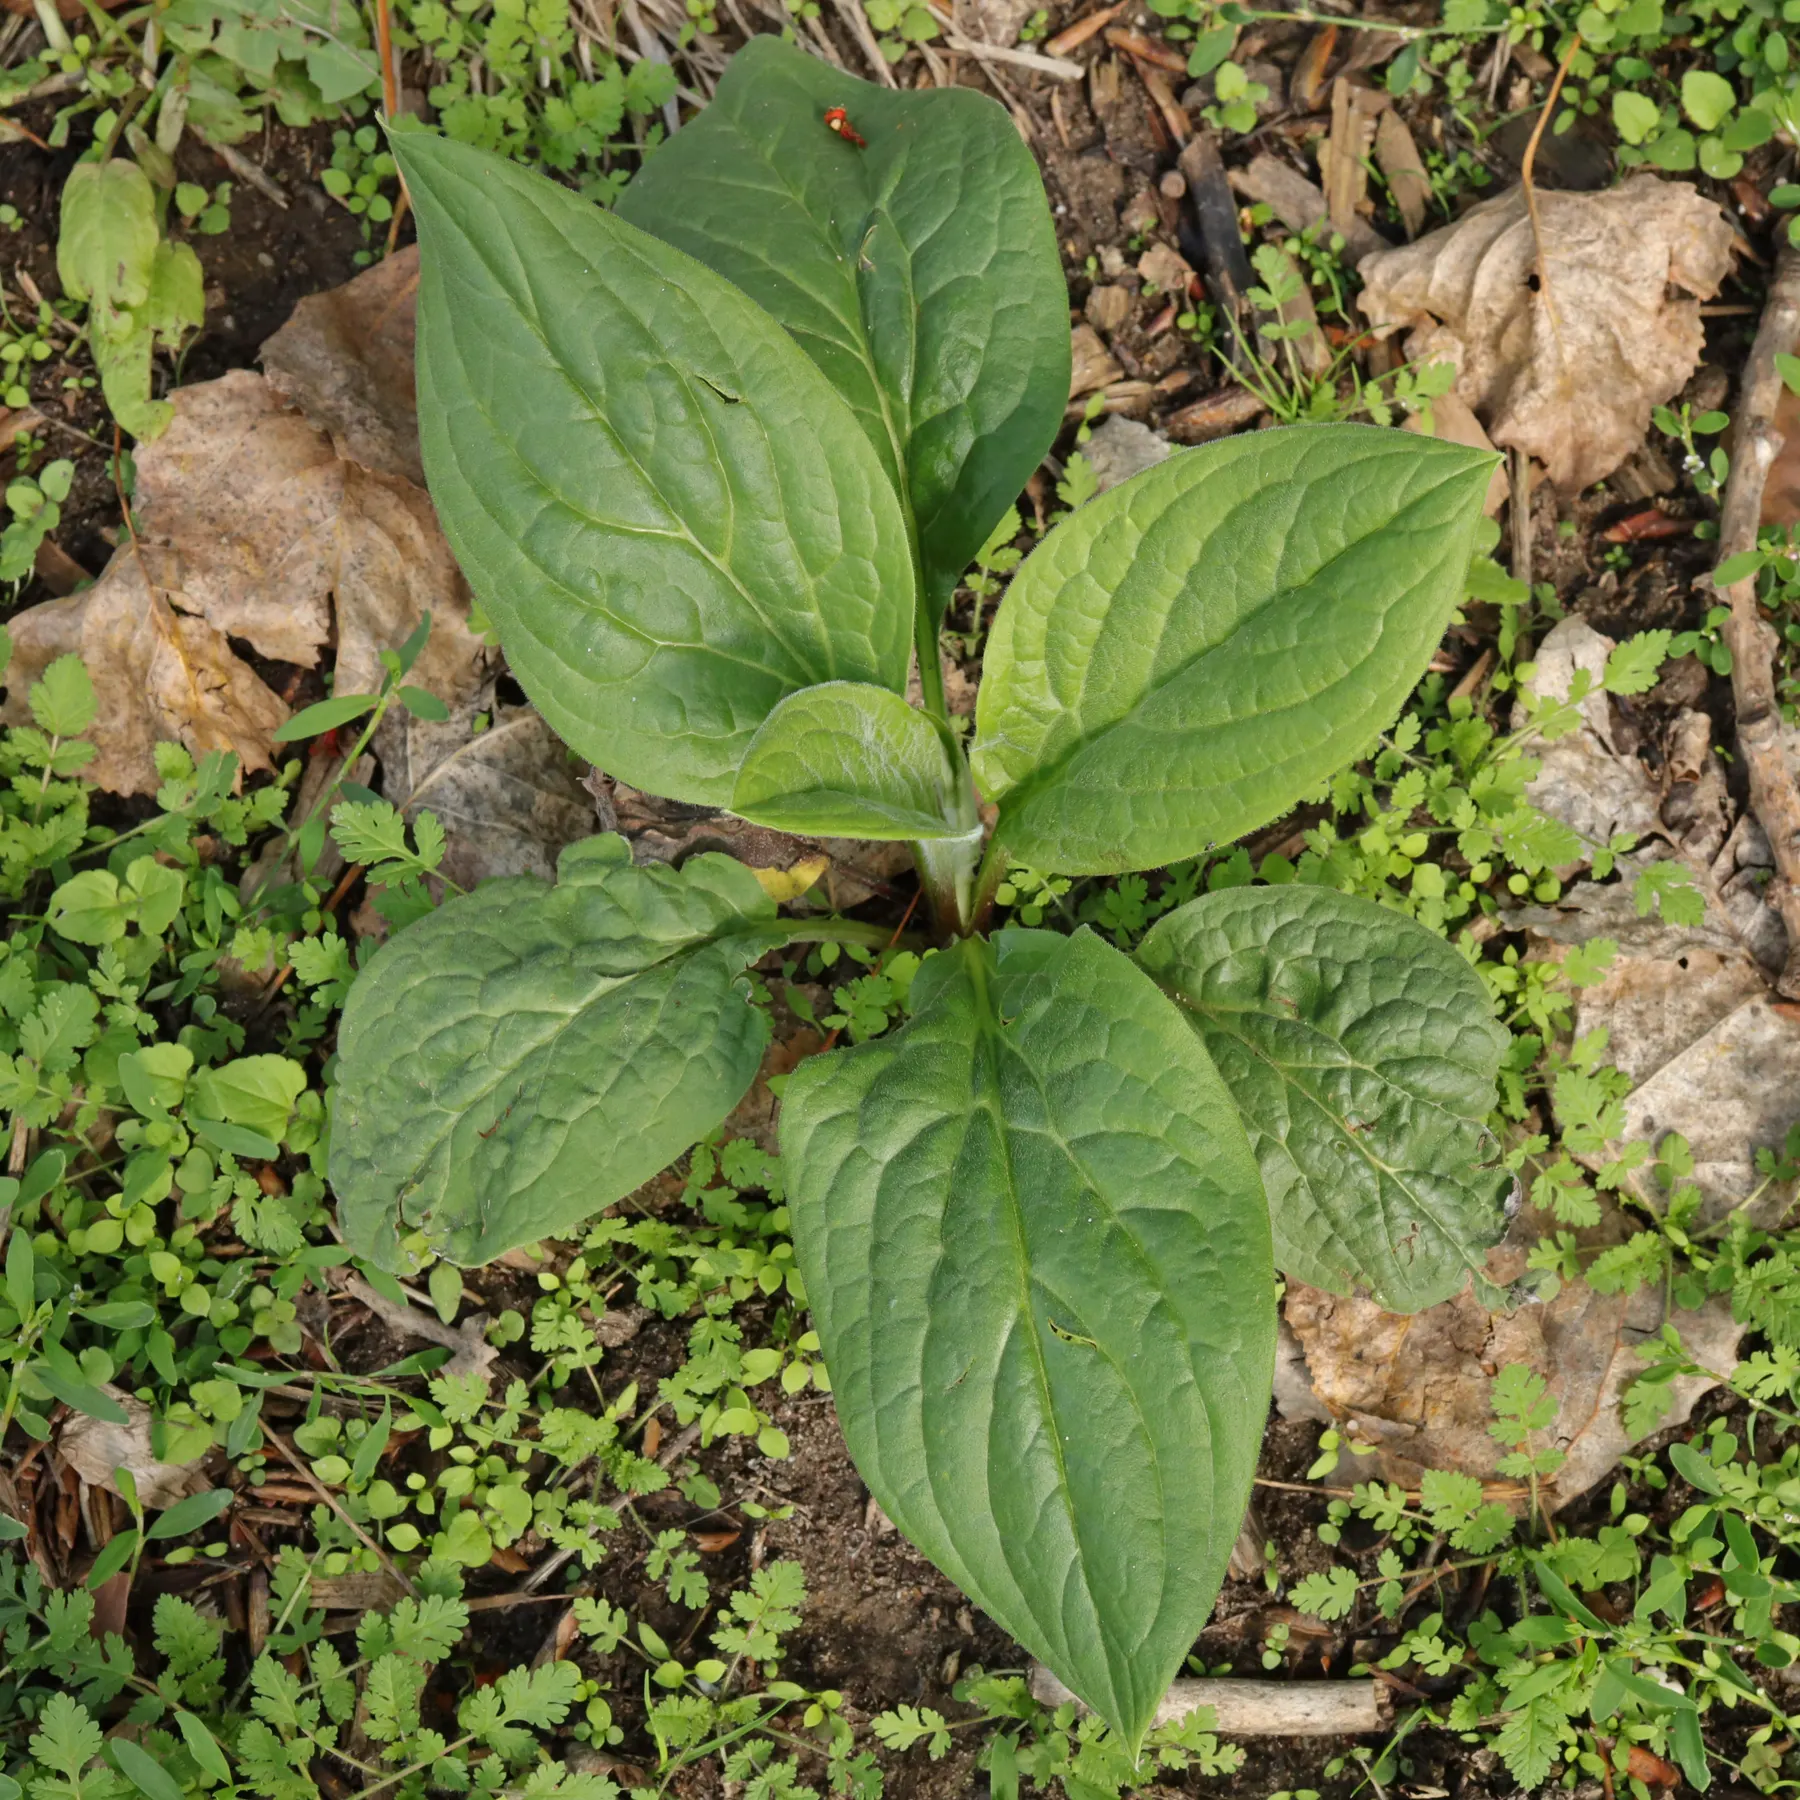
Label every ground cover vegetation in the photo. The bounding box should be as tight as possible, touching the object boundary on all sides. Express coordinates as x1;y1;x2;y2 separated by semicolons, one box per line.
4;0;1800;1792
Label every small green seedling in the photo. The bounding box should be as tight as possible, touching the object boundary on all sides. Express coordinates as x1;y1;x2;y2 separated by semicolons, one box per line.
331;36;1505;1751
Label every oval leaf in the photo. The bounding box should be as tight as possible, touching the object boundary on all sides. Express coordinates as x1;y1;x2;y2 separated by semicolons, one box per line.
78;1301;157;1330
30;1363;128;1424
733;682;976;840
1138;884;1509;1311
112;1737;186;1800
273;692;377;744
972;424;1496;874
146;1486;233;1540
617;36;1069;616
782;928;1275;1748
394;132;915;806
332;834;783;1269
175;1712;232;1786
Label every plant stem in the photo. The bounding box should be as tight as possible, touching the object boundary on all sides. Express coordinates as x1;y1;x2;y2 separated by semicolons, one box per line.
774;916;908;954
910;833;982;939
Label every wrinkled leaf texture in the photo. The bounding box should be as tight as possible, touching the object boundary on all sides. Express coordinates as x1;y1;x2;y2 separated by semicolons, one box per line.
1139;884;1510;1311
973;424;1495;873
394;132;914;807
332;836;781;1268
781;927;1276;1748
617;36;1069;618
733;681;974;839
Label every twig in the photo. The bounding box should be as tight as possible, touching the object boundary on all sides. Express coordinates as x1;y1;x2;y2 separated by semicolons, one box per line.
623;0;682;133
1516;31;1580;345
372;0;398;119
1044;0;1121;55
1509;446;1533;590
827;0;897;84
263;1431;419;1600
1714;242;1800;997
342;1275;493;1374
1029;1665;1388;1736
923;9;1082;76
200;133;289;208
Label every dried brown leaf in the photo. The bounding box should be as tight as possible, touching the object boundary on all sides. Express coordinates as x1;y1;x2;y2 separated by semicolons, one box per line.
379;694;594;889
59;1387;211;1510
261;245;423;485
1277;1208;1741;1505
1359;175;1733;491
2;257;487;795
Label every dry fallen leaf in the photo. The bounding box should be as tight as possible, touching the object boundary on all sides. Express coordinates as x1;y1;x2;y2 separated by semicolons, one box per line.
1276;1203;1742;1506
1514;615;1661;851
2;375;334;792
59;1387;211;1509
1359;175;1734;492
1;255;488;797
1069;323;1125;398
262;244;423;486
378;692;595;889
1522;880;1800;1223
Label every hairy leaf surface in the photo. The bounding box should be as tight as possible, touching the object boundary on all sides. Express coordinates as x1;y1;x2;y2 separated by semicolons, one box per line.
1138;884;1509;1311
395;133;914;805
782;928;1275;1747
616;36;1068;616
972;424;1494;873
732;682;974;840
333;836;780;1269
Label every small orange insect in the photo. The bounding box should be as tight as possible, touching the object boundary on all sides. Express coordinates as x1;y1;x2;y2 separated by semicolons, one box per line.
824;105;867;147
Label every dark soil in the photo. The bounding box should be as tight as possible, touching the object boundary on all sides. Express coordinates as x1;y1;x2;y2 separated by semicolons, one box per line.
2;113;369;586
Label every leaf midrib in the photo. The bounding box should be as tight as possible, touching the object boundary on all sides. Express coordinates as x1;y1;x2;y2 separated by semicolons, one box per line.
989;463;1474;818
1182;994;1496;1283
386;923;759;1230
441;172;872;682
660;108;927;547
967;950;1178;1706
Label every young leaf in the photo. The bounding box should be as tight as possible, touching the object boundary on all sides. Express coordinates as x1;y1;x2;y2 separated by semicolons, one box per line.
110;1736;185;1800
732;682;976;840
1138;885;1509;1311
781;928;1275;1750
392;132;914;806
332;834;785;1269
616;35;1068;618
146;1487;234;1540
30;1363;129;1425
274;693;377;743
973;425;1495;873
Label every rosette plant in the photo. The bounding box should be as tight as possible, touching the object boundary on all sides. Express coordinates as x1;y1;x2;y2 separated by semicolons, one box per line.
331;37;1511;1747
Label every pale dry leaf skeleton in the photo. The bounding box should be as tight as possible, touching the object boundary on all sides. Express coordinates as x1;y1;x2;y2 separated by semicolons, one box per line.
1522;880;1800;1225
1512;615;1661;851
59;1385;211;1509
1358;175;1734;493
377;693;595;890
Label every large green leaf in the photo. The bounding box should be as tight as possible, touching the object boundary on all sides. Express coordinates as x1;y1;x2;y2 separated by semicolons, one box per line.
332;835;782;1269
781;928;1275;1747
394;132;915;807
1138;884;1510;1312
732;681;975;840
617;36;1069;617
972;424;1495;875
